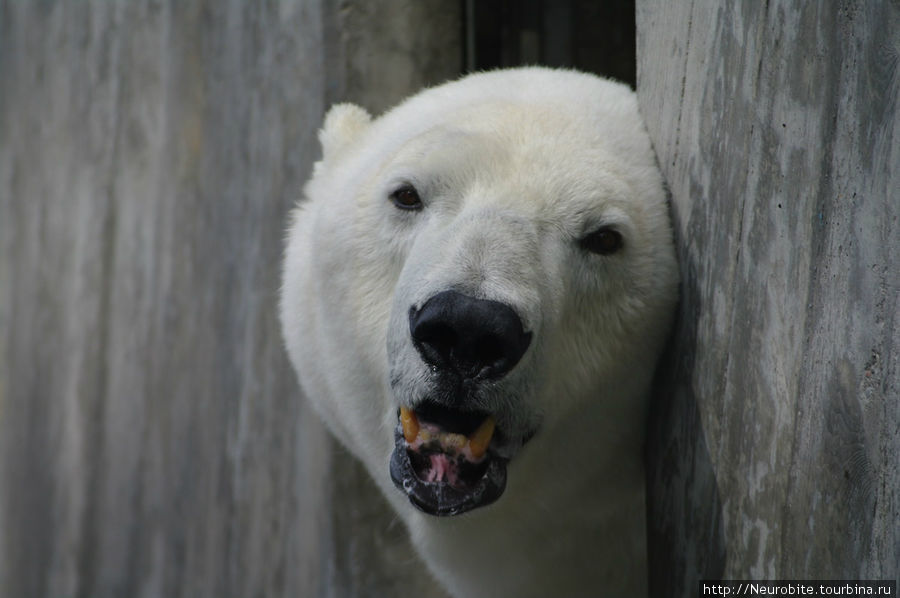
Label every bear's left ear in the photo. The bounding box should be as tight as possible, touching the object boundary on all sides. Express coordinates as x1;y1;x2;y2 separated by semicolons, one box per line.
318;103;372;163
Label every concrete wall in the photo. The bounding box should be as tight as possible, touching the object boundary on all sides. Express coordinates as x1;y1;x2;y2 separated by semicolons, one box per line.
637;2;899;595
0;1;458;597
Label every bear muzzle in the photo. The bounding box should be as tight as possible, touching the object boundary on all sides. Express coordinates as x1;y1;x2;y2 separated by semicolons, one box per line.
390;290;535;516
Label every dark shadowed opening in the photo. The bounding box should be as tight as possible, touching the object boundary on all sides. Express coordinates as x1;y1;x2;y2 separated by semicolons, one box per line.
462;0;636;87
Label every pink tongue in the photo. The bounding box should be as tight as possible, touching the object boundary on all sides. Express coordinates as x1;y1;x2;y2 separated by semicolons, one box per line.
425;453;460;485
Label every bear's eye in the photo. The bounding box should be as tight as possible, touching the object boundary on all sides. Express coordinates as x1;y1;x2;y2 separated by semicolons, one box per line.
390;185;423;210
580;227;624;255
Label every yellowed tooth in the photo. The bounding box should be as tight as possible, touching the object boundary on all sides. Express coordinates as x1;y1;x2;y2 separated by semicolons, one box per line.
400;406;419;443
442;432;467;451
467;416;495;459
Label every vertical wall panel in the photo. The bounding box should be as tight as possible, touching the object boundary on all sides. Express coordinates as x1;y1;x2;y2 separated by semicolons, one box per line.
637;2;899;595
0;1;459;596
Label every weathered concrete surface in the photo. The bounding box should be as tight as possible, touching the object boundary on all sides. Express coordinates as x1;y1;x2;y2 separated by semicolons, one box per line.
0;1;458;596
637;2;899;595
322;1;461;114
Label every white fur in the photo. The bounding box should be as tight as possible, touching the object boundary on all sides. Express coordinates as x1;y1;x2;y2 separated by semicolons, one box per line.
280;67;678;597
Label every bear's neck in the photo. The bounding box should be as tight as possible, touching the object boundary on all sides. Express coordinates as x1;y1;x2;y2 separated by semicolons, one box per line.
408;419;649;598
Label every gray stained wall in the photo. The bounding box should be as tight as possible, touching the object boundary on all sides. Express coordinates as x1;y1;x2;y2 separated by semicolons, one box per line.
0;1;456;597
637;1;899;595
1;1;897;597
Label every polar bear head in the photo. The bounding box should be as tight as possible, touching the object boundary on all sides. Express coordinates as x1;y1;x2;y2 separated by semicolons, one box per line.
281;67;677;591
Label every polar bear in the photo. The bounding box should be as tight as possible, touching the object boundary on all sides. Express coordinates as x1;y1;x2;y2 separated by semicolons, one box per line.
280;67;678;597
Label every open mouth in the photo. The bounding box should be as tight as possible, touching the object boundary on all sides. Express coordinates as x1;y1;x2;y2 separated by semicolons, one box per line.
389;401;508;516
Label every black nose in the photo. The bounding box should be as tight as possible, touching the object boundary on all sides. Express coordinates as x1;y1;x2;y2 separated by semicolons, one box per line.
409;290;531;381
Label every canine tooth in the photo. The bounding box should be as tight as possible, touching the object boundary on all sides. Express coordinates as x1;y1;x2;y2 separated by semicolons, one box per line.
468;416;495;459
399;406;419;443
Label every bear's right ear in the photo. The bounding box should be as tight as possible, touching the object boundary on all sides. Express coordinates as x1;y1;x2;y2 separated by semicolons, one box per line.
318;103;372;163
